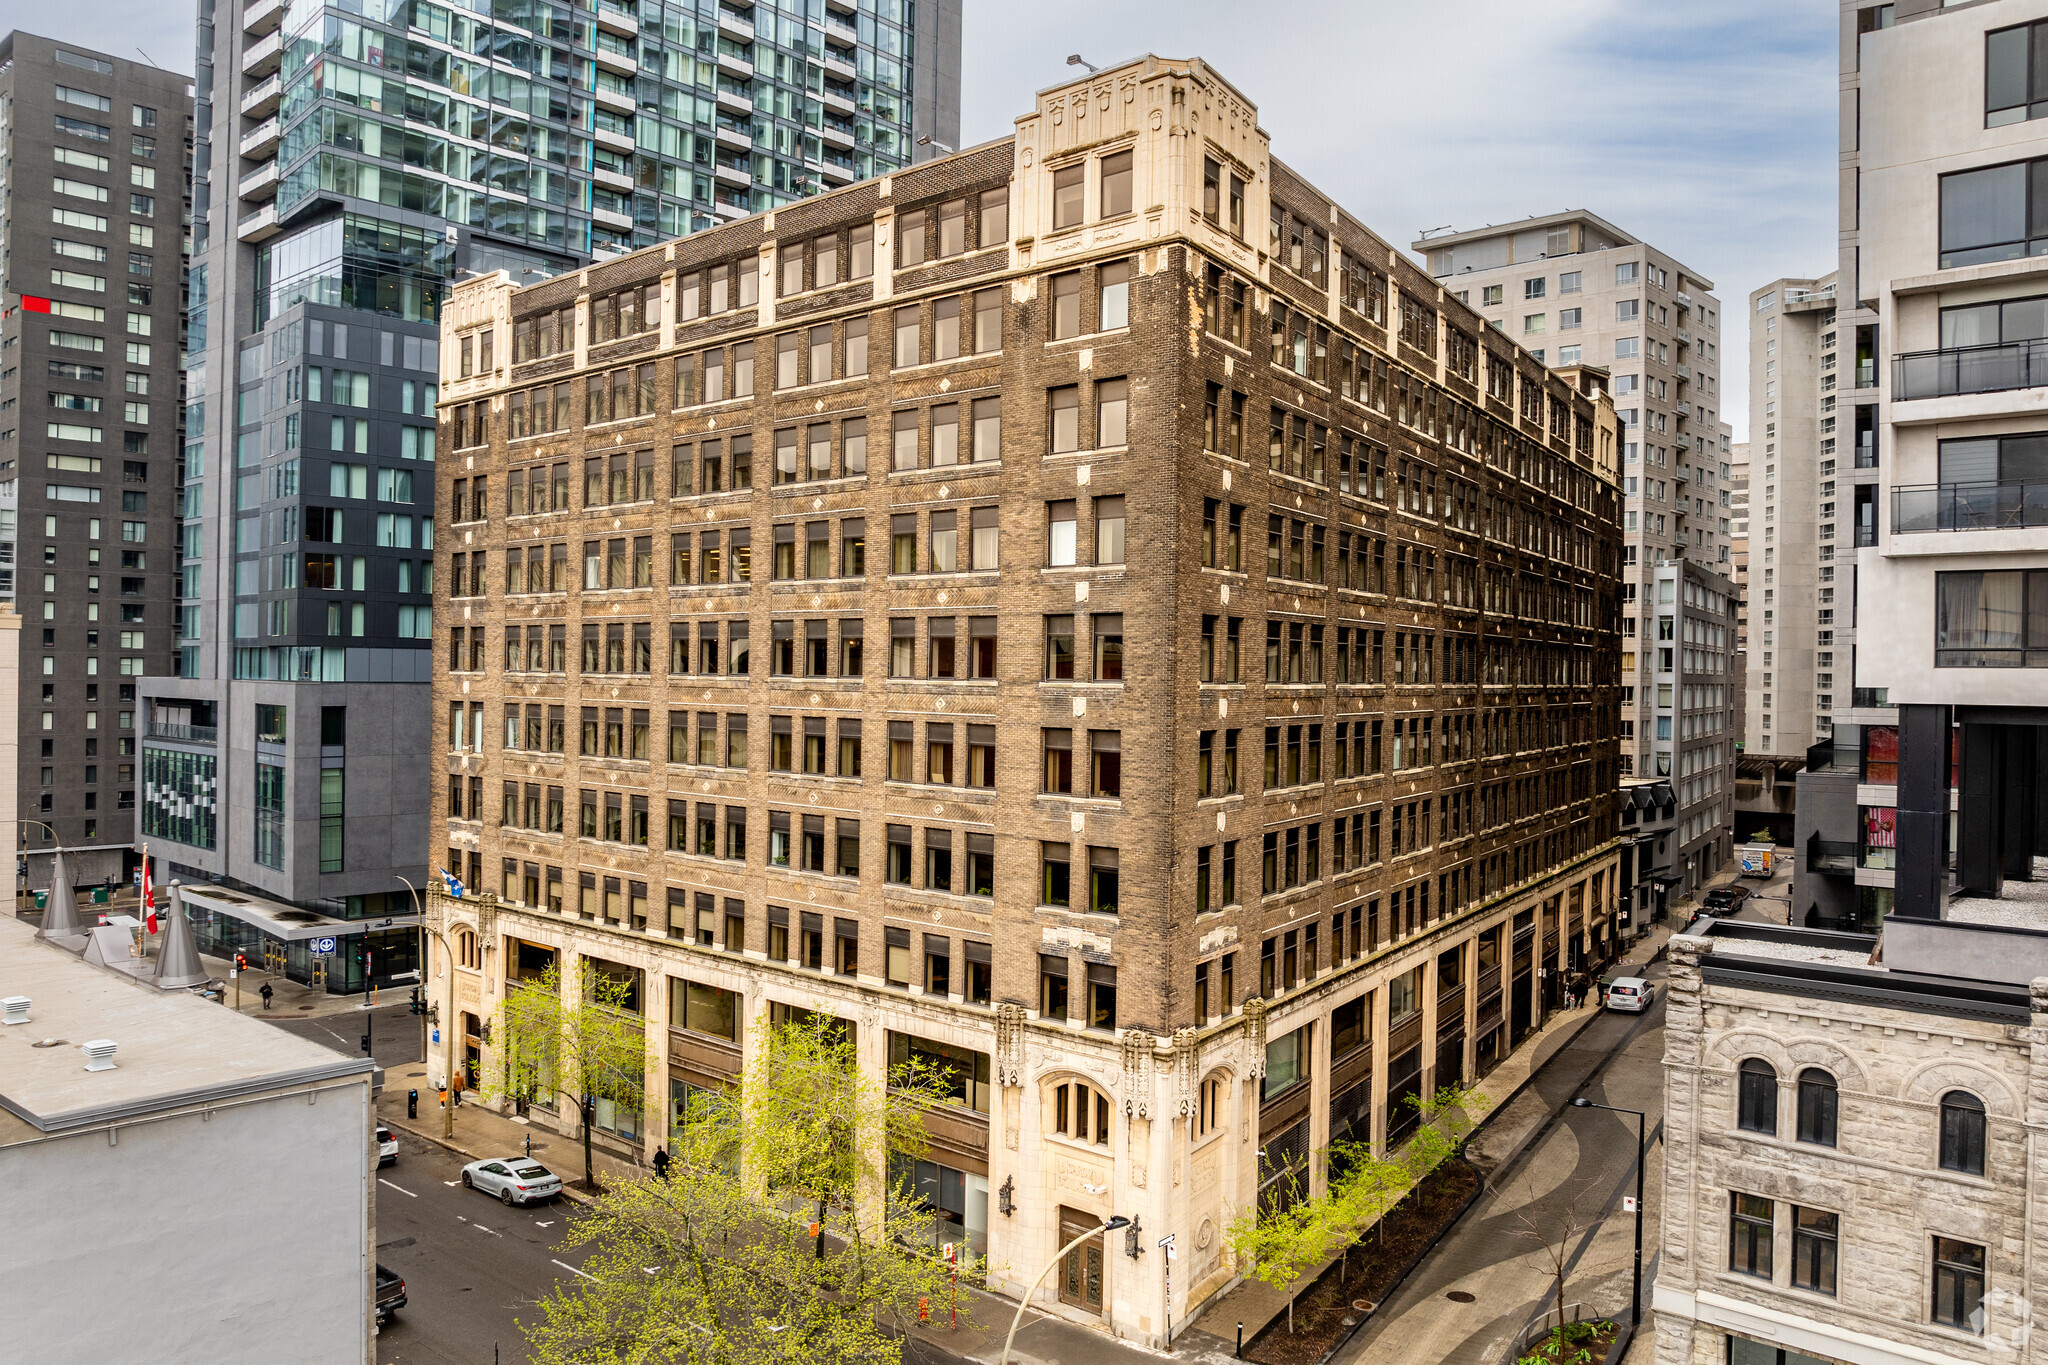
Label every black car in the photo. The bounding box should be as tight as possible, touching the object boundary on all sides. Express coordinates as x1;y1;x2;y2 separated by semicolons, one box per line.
1700;885;1750;915
375;1264;407;1325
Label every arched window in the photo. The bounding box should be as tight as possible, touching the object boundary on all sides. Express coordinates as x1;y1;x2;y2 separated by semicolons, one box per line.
1940;1091;1986;1176
1048;1079;1110;1146
1737;1058;1778;1135
454;927;481;971
1796;1068;1837;1147
1195;1074;1226;1139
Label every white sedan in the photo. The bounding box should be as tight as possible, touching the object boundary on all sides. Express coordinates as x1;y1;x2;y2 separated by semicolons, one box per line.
460;1156;564;1206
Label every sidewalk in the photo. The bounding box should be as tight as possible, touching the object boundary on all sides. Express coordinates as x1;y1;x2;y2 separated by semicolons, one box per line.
376;1068;651;1198
1178;916;1681;1359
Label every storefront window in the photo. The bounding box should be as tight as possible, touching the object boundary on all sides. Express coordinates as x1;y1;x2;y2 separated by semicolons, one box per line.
889;1152;989;1256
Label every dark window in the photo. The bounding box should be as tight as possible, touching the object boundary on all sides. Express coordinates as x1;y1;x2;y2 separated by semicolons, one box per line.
1791;1207;1838;1296
1939;157;2048;268
1933;1236;1986;1334
1940;1090;1987;1175
1729;1193;1773;1278
1986;20;2048;127
1935;569;2048;667
1795;1069;1837;1147
1737;1058;1777;1135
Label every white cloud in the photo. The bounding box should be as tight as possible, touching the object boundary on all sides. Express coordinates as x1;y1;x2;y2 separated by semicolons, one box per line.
962;0;1837;440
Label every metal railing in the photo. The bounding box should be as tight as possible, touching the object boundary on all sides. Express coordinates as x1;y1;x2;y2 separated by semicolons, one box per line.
146;723;217;744
1893;481;2048;532
1893;338;2048;401
1807;834;1857;875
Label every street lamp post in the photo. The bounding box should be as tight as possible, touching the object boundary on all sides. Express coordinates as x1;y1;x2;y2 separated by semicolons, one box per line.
398;875;458;1141
997;1216;1130;1365
1570;1097;1647;1330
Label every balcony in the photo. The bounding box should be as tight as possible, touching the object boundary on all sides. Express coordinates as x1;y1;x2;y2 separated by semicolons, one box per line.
592;204;633;230
1807;834;1857;876
593;165;634;192
712;160;753;187
593;124;636;154
594;44;636;75
239;115;281;159
242;0;284;36
715;9;754;40
1892;481;2048;533
714;87;753;116
1894;339;2048;402
236;202;280;242
146;722;217;745
594;1;638;36
715;50;754;79
713;122;752;151
238;157;279;201
594;84;635;114
822;50;856;81
819;156;857;184
820;86;856;116
241;27;283;77
239;72;282;118
819;121;854;151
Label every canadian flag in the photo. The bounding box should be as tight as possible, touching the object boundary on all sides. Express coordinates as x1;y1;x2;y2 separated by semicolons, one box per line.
142;856;157;934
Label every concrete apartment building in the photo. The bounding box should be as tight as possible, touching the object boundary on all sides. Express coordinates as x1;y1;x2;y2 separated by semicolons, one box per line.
1790;0;2048;932
1746;275;1842;768
1418;213;1740;894
427;54;1626;1346
1654;915;2048;1365
0;912;378;1363
0;34;190;890
137;0;959;988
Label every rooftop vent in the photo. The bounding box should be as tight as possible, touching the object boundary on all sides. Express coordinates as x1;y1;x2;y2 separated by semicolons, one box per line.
1;997;29;1026
81;1039;117;1072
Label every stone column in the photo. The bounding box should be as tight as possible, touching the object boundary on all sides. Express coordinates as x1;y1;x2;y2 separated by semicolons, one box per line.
1654;934;1713;1365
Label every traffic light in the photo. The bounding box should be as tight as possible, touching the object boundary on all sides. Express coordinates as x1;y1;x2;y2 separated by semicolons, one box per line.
361;1031;373;1058
234;951;249;972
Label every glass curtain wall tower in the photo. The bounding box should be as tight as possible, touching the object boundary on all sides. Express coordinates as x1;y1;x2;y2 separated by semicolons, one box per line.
143;0;957;979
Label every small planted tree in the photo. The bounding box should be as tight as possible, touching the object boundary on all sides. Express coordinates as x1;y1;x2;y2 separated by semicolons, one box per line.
522;1010;980;1365
491;960;649;1191
1226;1083;1490;1332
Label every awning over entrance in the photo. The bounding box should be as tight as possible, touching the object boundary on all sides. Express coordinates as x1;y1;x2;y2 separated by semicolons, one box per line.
180;885;419;942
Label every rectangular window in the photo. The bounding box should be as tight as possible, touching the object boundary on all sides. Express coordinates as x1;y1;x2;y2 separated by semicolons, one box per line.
1791;1207;1838;1296
1935;569;2048;666
1934;1237;1986;1333
1052;162;1084;229
1729;1193;1773;1279
1940;157;2048;268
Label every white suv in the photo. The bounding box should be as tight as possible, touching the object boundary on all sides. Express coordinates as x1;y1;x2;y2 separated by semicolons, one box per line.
1605;977;1655;1014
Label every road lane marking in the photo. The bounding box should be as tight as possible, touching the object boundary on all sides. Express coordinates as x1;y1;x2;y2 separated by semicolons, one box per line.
443;1180;460;1186
473;1223;503;1237
378;1179;417;1198
535;1220;555;1227
553;1258;597;1281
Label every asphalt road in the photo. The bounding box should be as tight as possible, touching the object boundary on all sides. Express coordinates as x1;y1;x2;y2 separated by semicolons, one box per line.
371;1130;593;1365
255;1002;591;1364
1337;958;1670;1364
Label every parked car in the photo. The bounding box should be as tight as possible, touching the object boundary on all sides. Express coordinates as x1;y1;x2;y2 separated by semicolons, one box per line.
376;1124;398;1166
1700;885;1750;916
461;1156;565;1206
1605;977;1656;1014
374;1264;407;1324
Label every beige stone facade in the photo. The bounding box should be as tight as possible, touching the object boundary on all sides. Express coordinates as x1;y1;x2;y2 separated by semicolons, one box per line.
1656;927;2048;1365
424;54;1625;1346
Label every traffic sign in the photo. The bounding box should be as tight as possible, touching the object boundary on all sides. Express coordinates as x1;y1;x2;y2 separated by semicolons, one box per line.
1623;1196;1639;1213
1159;1233;1177;1261
312;936;337;956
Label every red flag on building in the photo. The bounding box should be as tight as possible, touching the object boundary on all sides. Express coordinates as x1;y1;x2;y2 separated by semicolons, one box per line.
141;850;157;934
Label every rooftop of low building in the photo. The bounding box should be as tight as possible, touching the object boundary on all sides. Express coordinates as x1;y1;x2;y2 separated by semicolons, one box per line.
0;914;373;1142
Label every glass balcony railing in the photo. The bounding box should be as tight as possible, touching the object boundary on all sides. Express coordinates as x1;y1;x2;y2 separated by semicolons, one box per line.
1893;339;2048;401
1893;481;2048;532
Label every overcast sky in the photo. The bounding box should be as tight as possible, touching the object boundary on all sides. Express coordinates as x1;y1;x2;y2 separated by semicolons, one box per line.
32;0;1832;439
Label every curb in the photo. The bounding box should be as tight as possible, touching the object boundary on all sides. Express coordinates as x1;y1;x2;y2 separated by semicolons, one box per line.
379;1110;603;1206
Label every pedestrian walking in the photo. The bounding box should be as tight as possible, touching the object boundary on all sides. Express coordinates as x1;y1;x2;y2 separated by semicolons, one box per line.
259;981;274;1011
653;1146;672;1182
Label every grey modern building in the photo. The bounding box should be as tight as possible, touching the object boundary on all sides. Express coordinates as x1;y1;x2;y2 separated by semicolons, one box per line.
0;34;191;891
139;0;959;985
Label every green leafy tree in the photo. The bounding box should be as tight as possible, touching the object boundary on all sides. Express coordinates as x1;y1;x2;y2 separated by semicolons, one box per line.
488;960;649;1191
521;1011;981;1365
1227;1084;1490;1332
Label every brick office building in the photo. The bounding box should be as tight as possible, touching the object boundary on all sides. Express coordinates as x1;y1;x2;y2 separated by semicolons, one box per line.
427;54;1624;1345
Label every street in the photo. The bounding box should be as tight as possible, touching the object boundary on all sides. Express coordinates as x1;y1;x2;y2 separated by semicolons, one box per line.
371;1130;594;1365
1336;955;1670;1365
249;996;591;1365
